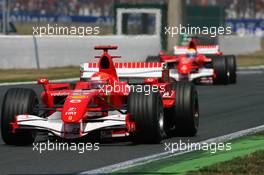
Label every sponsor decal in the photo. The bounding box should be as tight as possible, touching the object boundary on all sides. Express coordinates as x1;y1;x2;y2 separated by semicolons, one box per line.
65;107;77;116
163;92;171;97
70;95;86;99
163;90;175;98
65;112;77;116
68;107;76;111
70;99;81;103
51;92;70;96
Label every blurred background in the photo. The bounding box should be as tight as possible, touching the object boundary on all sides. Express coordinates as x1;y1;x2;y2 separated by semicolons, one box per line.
0;0;263;80
1;0;264;35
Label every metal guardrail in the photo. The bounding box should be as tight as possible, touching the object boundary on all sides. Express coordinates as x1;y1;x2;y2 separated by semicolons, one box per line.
0;35;261;69
0;35;161;69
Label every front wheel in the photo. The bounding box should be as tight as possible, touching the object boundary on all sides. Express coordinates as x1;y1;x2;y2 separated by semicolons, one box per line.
1;88;38;145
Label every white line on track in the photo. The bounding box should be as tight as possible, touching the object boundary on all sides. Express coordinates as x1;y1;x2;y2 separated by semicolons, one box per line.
237;65;264;70
238;71;263;74
79;124;264;175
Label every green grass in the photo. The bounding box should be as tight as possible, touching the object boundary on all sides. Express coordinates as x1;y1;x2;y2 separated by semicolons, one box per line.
188;132;264;175
0;66;79;83
115;133;264;175
188;150;264;175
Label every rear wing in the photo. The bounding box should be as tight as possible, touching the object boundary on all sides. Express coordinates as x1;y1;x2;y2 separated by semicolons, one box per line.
174;45;220;55
81;62;164;79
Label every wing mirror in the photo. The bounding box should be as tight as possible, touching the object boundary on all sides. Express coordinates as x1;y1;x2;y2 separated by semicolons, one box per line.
37;78;49;85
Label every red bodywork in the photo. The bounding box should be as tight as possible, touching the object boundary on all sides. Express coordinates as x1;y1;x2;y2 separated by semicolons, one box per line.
161;54;211;72
159;39;220;82
17;45;177;139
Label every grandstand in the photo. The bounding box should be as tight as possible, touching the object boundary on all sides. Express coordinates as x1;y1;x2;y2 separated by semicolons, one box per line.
1;0;264;36
7;0;264;19
0;0;262;69
9;0;167;17
186;0;264;19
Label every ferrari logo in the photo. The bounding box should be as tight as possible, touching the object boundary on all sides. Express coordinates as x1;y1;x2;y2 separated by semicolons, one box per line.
68;116;73;120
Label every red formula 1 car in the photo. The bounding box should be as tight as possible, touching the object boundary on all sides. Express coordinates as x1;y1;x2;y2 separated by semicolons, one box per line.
1;46;199;145
146;39;237;85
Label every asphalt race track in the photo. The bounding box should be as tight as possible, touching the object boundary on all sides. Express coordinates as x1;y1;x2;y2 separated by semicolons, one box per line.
0;74;263;175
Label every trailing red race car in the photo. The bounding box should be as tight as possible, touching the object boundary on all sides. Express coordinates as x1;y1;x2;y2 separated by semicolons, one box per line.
146;38;237;85
1;45;199;145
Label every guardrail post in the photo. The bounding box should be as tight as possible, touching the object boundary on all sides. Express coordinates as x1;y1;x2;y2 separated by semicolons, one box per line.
33;35;40;69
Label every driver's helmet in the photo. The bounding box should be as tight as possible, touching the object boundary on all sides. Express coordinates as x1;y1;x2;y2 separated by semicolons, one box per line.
82;72;109;89
186;48;197;59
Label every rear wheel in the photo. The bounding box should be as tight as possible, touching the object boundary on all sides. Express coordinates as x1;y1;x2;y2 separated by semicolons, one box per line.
146;56;162;62
128;87;165;143
165;82;199;136
212;56;229;85
1;88;38;145
225;55;237;84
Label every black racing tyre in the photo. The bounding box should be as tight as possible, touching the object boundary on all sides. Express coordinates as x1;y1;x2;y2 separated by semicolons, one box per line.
225;55;237;84
212;56;229;85
128;87;165;143
146;56;162;62
165;82;199;136
1;88;38;145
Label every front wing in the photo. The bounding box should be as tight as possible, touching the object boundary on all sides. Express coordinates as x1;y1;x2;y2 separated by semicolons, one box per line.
13;112;127;139
170;68;214;81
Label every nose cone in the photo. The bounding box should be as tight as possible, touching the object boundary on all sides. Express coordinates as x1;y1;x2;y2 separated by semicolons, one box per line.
61;90;99;123
179;60;192;74
62;95;89;123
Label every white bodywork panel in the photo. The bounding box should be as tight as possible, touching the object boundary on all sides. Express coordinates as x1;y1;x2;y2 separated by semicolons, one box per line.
174;45;220;55
170;68;214;81
189;68;214;81
16;112;126;139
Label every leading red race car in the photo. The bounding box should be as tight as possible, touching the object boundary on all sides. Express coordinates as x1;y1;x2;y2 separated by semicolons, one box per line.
146;38;237;85
1;45;199;145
